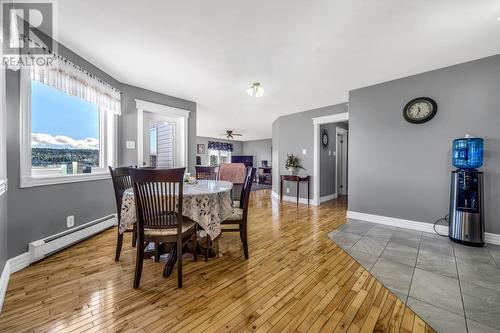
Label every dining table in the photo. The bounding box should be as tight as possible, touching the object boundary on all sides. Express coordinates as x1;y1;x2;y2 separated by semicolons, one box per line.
119;179;234;276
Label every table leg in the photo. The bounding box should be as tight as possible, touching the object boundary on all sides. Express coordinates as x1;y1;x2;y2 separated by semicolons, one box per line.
296;181;299;205
307;179;310;205
280;178;283;202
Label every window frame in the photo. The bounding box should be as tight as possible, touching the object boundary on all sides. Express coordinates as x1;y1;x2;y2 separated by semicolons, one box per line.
208;149;232;166
20;70;116;188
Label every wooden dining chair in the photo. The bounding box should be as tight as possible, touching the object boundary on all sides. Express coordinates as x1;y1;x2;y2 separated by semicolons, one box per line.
129;167;197;288
109;166;136;261
205;167;256;261
195;166;218;180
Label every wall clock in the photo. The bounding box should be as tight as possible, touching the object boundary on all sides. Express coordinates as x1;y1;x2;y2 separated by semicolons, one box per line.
403;97;437;124
321;129;329;148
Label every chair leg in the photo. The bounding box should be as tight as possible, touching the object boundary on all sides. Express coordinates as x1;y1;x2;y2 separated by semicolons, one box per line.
177;240;183;288
242;225;249;260
205;237;210;262
115;231;124;261
132;224;137;247
239;224;243;242
133;237;144;289
192;231;197;262
154;243;160;262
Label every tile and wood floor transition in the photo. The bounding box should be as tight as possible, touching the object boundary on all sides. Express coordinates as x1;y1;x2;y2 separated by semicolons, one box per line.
330;220;500;333
0;191;437;332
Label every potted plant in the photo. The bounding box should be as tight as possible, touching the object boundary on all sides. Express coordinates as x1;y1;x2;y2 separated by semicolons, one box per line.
285;154;305;175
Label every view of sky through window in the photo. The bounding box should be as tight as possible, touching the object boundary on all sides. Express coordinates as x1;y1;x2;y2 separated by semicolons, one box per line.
31;81;100;168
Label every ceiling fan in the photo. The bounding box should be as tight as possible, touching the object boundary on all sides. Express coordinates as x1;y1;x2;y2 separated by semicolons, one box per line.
220;130;242;139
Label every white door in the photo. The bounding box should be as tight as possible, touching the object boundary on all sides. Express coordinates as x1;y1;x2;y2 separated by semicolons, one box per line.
337;131;348;195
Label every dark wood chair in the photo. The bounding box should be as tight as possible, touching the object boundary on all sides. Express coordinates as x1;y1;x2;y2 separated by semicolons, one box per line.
128;167;197;288
195;166;218;180
205;167;256;261
109;166;137;261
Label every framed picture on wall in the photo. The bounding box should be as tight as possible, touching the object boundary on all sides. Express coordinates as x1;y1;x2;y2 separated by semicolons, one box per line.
197;144;206;154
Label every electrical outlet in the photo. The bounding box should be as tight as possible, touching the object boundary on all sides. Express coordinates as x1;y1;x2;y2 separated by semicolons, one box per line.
126;141;136;149
286;187;290;194
67;215;75;228
302;149;307;155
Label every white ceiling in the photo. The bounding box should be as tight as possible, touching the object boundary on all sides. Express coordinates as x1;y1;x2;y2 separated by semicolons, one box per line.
56;0;500;141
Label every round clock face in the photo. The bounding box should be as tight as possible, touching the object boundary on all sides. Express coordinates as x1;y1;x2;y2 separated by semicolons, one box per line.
403;97;437;124
321;131;328;147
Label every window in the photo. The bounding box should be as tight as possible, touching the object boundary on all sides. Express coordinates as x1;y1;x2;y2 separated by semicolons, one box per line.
148;121;175;168
31;81;101;172
208;149;231;166
136;99;189;169
20;70;117;187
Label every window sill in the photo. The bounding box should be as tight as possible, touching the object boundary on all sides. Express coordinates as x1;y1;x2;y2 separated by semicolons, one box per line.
0;178;6;196
20;172;111;188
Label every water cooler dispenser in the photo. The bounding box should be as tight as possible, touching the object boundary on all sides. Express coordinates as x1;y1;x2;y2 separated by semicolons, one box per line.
449;137;485;246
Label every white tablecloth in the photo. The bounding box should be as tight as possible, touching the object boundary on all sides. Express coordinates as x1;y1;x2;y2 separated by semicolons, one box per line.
120;180;233;240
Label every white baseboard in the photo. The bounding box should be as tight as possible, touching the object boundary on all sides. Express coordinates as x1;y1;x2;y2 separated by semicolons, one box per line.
346;211;500;245
271;191;316;205
0;261;10;313
320;193;338;203
8;252;31;274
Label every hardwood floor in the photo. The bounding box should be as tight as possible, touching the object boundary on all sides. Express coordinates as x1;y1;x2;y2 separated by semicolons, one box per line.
0;190;435;332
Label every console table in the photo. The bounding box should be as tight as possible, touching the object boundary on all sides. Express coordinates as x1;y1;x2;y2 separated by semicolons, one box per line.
280;175;311;205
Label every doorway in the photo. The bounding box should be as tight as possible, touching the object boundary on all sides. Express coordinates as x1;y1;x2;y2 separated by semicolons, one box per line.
312;112;349;205
336;127;348;196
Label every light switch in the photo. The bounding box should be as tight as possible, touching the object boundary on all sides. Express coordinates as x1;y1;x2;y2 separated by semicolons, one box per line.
126;141;136;149
302;149;307;155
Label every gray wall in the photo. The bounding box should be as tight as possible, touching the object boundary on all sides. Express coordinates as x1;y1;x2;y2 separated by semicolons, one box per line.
5;40;197;258
242;139;272;168
272;103;349;199
0;193;7;272
119;84;197;174
195;137;243;166
348;54;500;234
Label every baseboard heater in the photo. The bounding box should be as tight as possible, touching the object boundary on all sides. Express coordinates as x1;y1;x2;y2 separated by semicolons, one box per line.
28;214;117;263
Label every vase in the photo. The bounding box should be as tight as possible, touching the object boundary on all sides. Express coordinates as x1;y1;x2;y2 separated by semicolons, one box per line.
287;167;298;175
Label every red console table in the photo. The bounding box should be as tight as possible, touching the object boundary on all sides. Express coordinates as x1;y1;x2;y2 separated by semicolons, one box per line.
280;175;311;205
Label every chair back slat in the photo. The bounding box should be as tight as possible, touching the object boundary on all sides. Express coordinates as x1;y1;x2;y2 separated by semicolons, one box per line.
195;166;218;180
109;166;133;220
129;168;185;231
239;167;257;220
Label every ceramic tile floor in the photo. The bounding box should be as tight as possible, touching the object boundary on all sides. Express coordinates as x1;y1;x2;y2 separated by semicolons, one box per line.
328;219;500;333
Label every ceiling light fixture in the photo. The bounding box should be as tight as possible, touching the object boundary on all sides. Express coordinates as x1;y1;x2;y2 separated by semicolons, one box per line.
246;82;264;97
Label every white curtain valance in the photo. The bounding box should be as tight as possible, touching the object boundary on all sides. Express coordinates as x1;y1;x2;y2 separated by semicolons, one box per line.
29;58;121;115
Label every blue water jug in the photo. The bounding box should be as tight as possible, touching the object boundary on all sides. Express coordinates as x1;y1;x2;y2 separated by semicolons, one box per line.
452;137;484;169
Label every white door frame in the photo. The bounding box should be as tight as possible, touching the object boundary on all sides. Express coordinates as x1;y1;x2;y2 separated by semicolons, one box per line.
135;99;190;168
336;127;348;196
312;112;349;205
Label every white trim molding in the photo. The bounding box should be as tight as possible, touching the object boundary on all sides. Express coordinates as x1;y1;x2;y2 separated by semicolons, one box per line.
0;252;31;313
347;211;500;245
0;178;6;197
271;190;317;206
135;99;190;168
320;193;338;203
312;112;349;205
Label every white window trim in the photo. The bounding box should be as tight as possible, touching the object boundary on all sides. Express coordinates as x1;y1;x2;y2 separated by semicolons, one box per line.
19;70;116;188
135;99;190;168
